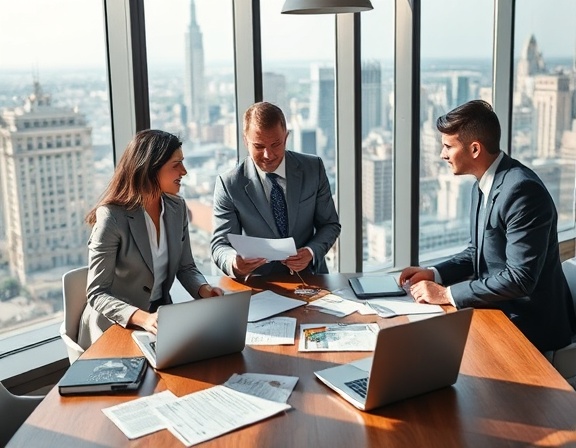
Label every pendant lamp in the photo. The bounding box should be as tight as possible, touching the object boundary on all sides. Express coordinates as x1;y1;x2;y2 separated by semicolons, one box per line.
281;0;373;14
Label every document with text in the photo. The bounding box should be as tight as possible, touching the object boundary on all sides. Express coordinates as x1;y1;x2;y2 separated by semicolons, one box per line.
224;373;298;403
298;322;380;352
246;316;297;345
228;234;297;261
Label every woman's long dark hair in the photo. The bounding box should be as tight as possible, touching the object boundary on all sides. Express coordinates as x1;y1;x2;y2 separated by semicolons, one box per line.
85;129;182;225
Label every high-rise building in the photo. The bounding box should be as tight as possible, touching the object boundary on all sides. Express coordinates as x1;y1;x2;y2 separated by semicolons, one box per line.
309;64;335;160
0;82;92;283
184;0;206;132
533;74;572;158
515;34;546;106
361;61;382;138
263;72;288;117
362;131;392;223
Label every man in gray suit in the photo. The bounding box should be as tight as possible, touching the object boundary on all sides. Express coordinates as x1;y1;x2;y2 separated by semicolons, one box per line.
211;102;341;277
400;100;575;352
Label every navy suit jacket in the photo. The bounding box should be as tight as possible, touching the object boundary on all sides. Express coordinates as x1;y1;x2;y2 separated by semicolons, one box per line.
211;151;341;276
435;153;576;352
78;194;207;349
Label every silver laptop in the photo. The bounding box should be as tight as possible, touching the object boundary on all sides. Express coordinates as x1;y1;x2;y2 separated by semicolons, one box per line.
314;308;473;411
132;290;251;370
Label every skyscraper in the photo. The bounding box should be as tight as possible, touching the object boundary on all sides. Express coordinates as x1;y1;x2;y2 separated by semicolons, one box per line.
184;0;206;134
361;61;382;139
309;64;335;160
0;82;92;283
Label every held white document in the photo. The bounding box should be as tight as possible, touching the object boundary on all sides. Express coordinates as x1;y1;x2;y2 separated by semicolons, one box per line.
155;385;290;447
298;323;380;352
248;290;306;322
224;373;299;403
228;234;297;261
246;316;297;345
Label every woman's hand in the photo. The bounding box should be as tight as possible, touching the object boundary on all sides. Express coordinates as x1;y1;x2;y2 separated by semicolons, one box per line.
129;309;158;334
199;284;225;298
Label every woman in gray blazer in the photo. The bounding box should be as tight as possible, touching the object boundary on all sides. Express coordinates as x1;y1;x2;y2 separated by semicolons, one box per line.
78;130;223;349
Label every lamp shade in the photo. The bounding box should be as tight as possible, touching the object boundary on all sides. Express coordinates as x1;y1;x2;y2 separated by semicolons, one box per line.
281;0;373;14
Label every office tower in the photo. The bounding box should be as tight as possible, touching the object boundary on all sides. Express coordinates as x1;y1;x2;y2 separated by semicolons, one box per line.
361;61;382;138
0;82;92;284
362;132;392;223
309;64;335;160
533;74;572;158
263;72;288;117
452;75;470;109
515;34;546;106
184;0;206;132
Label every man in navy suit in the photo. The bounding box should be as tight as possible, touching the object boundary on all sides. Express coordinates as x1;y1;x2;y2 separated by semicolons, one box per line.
400;100;575;352
211;102;341;277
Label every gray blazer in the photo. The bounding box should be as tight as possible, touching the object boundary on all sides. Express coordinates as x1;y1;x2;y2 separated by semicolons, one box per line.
211;151;341;276
435;153;576;352
78;194;207;349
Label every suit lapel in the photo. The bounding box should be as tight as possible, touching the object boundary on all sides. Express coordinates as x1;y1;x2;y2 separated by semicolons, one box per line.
163;196;181;279
126;208;154;274
284;152;302;235
244;159;279;236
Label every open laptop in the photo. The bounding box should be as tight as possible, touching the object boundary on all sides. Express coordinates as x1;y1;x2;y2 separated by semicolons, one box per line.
132;290;251;370
314;308;473;411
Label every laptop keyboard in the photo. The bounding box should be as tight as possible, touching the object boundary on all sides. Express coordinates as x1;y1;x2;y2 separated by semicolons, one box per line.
345;377;369;398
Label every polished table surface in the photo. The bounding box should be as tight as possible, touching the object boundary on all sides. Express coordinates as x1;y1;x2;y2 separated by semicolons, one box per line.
9;274;576;447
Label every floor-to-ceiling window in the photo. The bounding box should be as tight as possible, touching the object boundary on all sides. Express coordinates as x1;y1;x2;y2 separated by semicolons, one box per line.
512;0;576;234
0;0;113;344
360;0;395;271
418;0;494;262
144;0;237;275
260;0;337;271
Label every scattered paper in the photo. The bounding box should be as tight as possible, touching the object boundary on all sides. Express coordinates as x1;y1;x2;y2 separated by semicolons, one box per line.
246;317;297;345
155;385;290;447
367;298;444;318
102;390;178;439
307;294;362;317
228;234;297;261
224;373;298;403
298;323;380;352
248;290;306;322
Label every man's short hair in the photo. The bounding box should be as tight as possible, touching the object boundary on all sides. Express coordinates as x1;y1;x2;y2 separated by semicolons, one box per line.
436;99;501;154
243;102;287;134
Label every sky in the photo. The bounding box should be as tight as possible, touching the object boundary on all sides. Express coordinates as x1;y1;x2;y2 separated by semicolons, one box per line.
0;0;575;70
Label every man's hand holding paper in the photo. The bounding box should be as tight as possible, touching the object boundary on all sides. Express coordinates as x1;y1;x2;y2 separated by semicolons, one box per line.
228;234;298;276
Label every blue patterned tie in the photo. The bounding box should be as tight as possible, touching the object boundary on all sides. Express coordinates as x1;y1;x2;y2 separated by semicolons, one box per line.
267;173;289;238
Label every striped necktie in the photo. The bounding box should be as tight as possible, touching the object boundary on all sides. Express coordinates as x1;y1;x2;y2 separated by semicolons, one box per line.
267;173;289;238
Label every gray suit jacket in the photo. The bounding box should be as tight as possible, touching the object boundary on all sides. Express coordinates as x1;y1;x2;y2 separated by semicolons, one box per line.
78;194;207;349
211;151;341;276
435;153;576;351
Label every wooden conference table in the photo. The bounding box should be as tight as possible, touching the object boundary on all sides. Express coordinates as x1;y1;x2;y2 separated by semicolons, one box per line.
9;273;576;447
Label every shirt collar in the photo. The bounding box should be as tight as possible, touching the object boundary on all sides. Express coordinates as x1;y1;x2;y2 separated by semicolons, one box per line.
478;151;504;203
253;156;287;183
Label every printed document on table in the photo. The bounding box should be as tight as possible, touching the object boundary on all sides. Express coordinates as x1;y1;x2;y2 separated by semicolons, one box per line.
102;390;178;439
224;373;298;403
228;234;297;261
307;293;373;317
248;290;306;322
246;316;297;345
155;385;290;447
298;323;380;352
367;298;444;318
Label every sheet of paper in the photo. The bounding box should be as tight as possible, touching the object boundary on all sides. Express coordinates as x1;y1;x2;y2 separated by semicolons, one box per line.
246;316;296;345
224;373;298;403
367;298;444;318
298;323;380;352
155;385;290;447
248;290;306;322
228;234;297;261
306;294;361;317
102;390;178;439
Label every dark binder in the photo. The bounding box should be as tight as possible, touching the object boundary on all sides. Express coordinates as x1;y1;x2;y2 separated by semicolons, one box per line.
349;275;407;299
58;357;147;395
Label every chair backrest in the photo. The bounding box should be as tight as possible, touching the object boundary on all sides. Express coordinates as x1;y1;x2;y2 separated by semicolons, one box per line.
0;382;43;446
562;257;576;310
60;266;88;363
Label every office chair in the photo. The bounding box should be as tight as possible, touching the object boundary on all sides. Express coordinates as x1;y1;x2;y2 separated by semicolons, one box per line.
546;258;576;389
0;381;44;446
60;266;89;364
